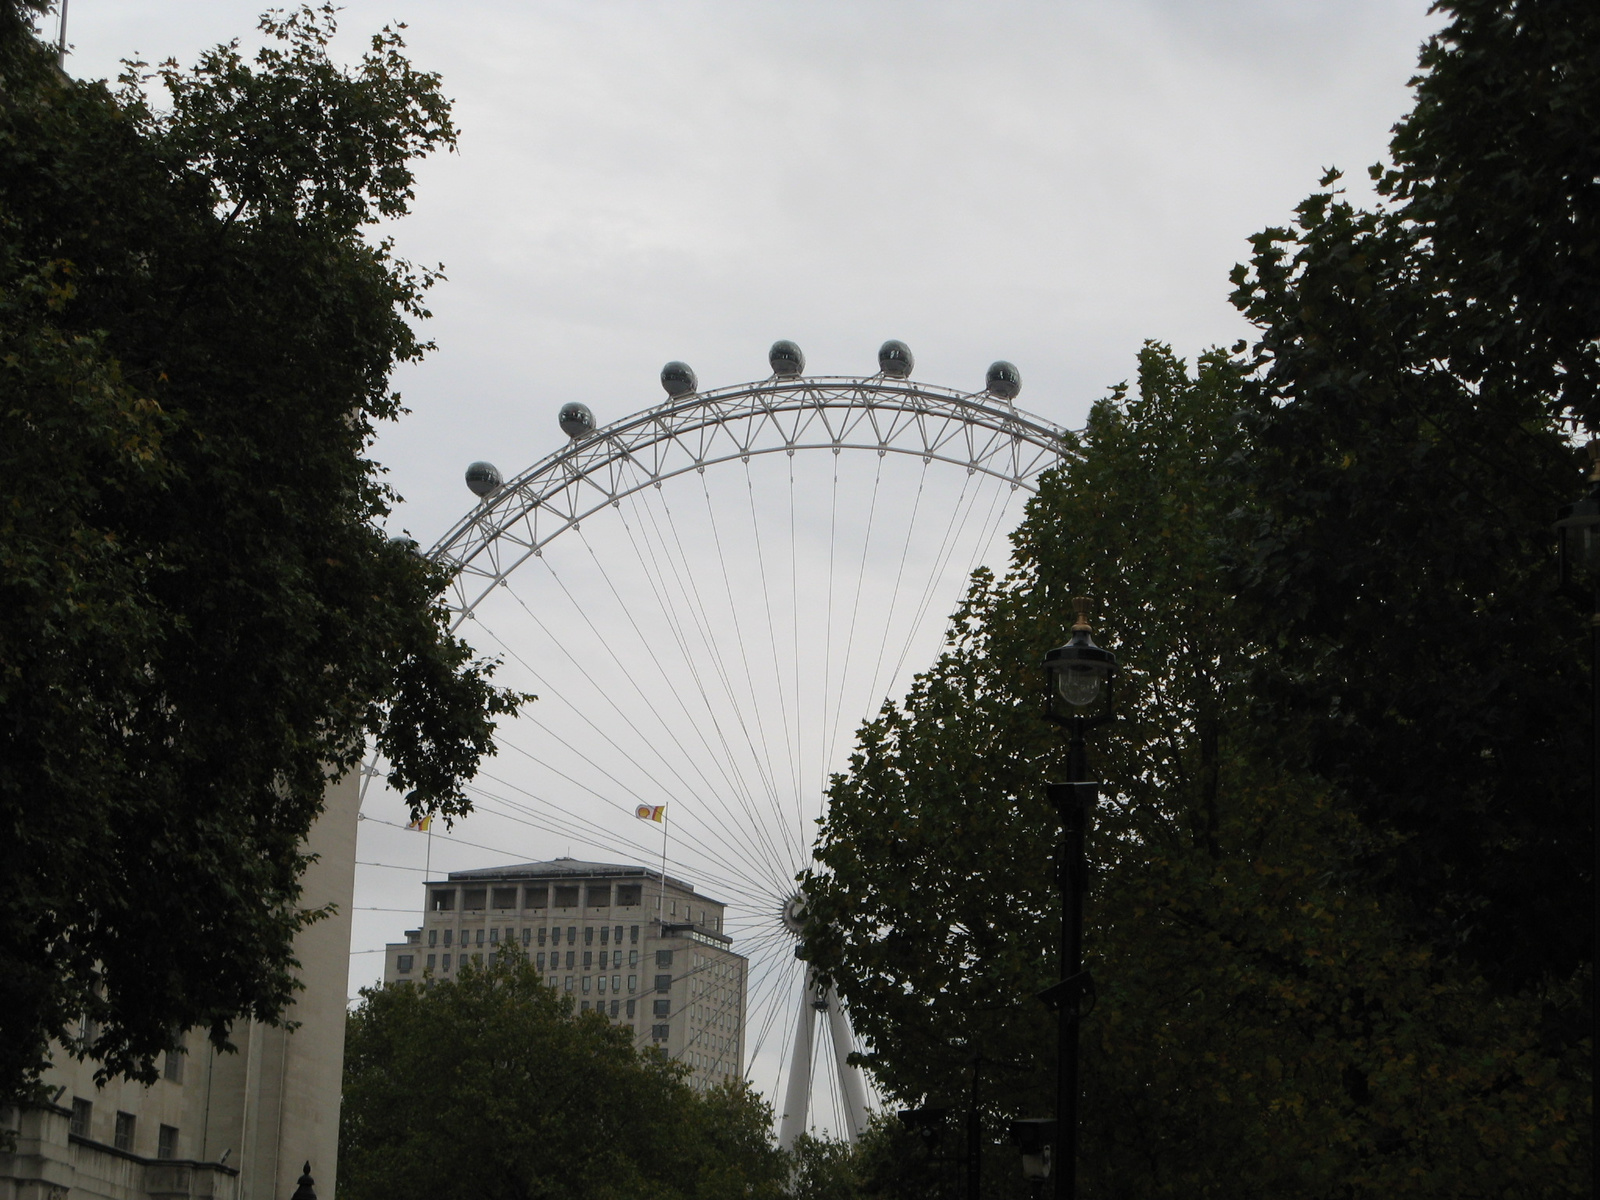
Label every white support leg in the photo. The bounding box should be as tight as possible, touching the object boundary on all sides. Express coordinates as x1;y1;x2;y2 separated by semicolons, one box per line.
777;970;817;1150
823;982;871;1141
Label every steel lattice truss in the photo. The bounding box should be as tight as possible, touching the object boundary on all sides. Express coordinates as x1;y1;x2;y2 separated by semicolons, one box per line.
431;375;1071;618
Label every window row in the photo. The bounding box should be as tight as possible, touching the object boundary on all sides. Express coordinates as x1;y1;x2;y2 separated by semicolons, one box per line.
579;998;636;1018
70;1103;180;1161
423;924;642;948
557;974;638;995
429;882;648;912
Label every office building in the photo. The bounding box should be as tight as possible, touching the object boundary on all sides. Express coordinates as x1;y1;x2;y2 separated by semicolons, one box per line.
382;859;745;1088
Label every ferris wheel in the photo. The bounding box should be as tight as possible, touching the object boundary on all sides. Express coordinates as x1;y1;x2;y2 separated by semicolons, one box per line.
395;340;1067;1142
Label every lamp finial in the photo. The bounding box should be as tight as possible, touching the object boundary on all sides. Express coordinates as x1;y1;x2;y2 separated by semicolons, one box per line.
1071;597;1092;633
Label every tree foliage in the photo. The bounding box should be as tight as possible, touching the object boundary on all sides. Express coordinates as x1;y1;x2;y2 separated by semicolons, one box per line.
803;2;1596;1193
0;4;524;1103
1227;0;1599;988
805;347;1590;1196
340;949;787;1200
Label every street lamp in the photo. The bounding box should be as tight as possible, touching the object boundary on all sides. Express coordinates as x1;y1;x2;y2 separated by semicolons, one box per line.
1008;1119;1057;1200
1039;598;1116;1200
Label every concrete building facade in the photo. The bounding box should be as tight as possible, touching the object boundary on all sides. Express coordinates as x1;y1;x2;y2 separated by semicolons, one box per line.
1;772;360;1200
382;859;746;1088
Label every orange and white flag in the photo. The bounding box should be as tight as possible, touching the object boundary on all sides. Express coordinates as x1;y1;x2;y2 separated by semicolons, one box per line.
635;804;666;823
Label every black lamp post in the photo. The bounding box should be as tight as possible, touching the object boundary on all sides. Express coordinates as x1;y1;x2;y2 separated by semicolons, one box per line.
1039;598;1117;1200
1555;440;1600;1126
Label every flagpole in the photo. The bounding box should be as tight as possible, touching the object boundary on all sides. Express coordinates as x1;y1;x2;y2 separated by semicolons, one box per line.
658;811;669;930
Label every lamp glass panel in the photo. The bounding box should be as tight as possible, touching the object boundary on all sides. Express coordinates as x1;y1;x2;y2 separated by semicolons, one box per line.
1056;665;1102;707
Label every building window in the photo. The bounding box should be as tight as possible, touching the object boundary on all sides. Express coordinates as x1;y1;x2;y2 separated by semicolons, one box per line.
653;999;671;1017
536;952;546;971
629;950;639;968
581;1001;590;1012
70;1099;91;1137
582;976;591;994
656;949;673;967
600;925;610;945
584;926;595;946
553;885;579;908
613;974;621;993
568;926;578;944
427;928;437;947
587;883;610;908
628;975;637;993
431;888;455;911
397;955;414;973
537;927;547;946
583;951;593;969
522;928;531;946
442;954;452;970
598;975;608;993
616;884;641;906
655;974;671;994
491;887;517;909
474;952;483;964
652;1024;669;1041
114;1112;136;1152
443;929;453;947
426;954;435;970
162;1047;184;1084
463;888;487;910
489;928;499;945
630;925;639;944
565;951;576;969
599;950;609;969
157;1125;179;1161
476;928;485;947
526;884;548;909
564;977;574;992
626;999;637;1018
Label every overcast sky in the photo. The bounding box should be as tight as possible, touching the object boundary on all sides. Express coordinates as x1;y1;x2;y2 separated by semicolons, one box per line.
61;0;1445;1134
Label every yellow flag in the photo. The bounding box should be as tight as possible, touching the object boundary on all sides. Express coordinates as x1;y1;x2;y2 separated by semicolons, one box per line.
406;815;433;832
634;804;665;823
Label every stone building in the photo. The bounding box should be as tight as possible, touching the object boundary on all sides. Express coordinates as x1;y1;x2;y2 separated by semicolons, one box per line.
1;773;359;1200
382;859;746;1088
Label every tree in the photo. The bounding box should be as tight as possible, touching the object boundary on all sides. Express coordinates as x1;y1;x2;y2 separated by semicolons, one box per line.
0;4;524;1105
340;948;787;1200
1227;0;1598;988
804;346;1589;1196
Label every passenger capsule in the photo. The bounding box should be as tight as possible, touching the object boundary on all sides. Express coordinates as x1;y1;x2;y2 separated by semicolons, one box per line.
878;340;914;378
559;401;595;439
769;340;805;377
661;361;698;397
986;360;1021;400
465;461;503;498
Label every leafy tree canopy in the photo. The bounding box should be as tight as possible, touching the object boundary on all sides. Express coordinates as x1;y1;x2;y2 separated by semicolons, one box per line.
340;949;787;1200
0;3;524;1104
805;346;1589;1197
803;3;1596;1193
1228;0;1597;985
